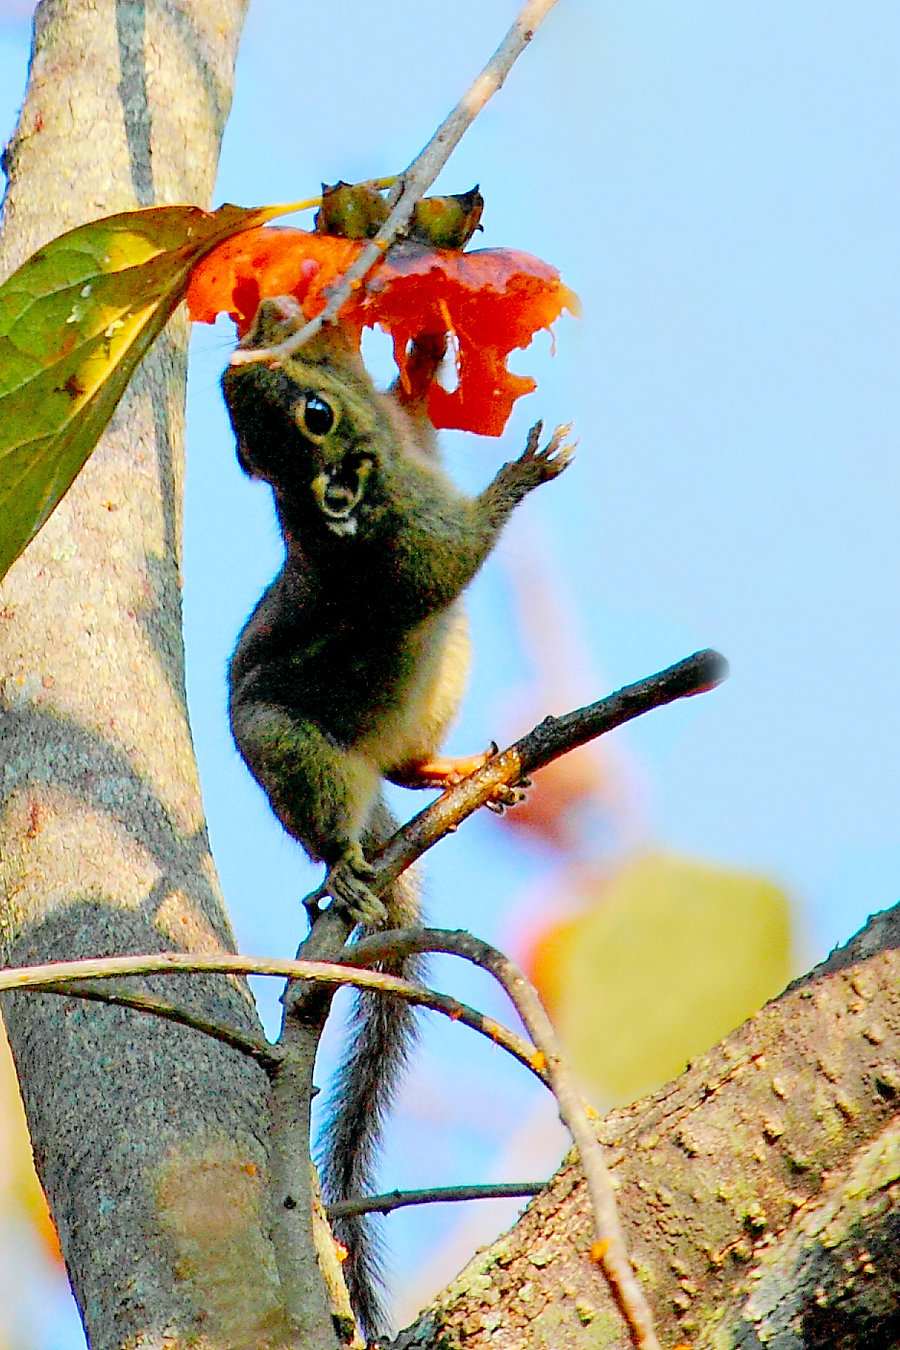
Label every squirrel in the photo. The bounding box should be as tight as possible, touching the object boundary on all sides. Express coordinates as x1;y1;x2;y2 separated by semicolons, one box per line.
223;296;573;1337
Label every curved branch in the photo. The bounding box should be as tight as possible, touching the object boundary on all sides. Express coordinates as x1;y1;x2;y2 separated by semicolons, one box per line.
0;951;546;1083
343;927;662;1350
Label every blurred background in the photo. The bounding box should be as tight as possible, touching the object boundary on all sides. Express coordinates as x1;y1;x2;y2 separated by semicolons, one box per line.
2;1;899;1343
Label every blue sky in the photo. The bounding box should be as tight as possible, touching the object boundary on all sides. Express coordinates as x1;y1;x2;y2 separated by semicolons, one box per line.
2;0;900;1341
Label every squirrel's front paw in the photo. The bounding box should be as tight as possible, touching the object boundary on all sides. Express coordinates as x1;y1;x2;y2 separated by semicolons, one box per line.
515;421;576;486
325;849;387;927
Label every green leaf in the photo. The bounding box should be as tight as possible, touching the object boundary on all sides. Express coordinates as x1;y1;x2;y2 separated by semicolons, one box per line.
0;202;289;582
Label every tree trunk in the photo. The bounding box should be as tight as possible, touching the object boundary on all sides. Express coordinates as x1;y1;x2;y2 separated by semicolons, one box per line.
0;3;308;1346
397;902;900;1350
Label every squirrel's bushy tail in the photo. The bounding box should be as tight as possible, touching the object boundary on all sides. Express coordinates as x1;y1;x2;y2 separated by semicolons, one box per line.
317;797;422;1340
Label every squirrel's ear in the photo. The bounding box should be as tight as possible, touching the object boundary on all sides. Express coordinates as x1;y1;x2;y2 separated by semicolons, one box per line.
238;295;306;349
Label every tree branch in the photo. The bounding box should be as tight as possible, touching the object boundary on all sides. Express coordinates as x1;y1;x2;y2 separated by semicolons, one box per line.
327;1181;547;1220
372;648;727;892
0;950;547;1083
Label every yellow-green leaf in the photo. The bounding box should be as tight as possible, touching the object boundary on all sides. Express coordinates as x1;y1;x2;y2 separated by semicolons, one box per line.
528;853;794;1104
0;201;296;582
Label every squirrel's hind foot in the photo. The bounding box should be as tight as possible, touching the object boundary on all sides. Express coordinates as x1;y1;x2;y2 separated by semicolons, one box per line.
325;848;387;927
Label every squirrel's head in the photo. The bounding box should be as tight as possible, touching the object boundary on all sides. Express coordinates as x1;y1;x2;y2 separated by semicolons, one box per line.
222;298;390;541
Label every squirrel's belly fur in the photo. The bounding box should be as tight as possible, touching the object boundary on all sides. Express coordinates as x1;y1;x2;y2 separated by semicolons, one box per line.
355;602;470;772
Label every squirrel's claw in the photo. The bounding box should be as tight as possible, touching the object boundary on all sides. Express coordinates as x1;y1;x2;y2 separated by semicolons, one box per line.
520;421;577;480
485;777;531;814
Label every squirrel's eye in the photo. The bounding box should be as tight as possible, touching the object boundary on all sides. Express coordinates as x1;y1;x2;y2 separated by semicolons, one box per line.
302;394;335;438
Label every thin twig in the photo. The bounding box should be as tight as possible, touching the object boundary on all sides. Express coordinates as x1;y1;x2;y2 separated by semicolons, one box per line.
327;1180;546;1220
38;980;282;1073
0;951;546;1083
344;927;662;1350
373;649;727;892
229;0;561;367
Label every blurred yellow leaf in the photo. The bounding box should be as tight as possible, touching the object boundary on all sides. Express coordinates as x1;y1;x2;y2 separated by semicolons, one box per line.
0;201;292;582
0;1015;61;1266
526;853;793;1103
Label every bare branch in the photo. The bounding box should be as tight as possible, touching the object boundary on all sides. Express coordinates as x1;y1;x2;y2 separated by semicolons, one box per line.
0;950;545;1083
327;1181;547;1220
230;0;561;367
374;649;727;891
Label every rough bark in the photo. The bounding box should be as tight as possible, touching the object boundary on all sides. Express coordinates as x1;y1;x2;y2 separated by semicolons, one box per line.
396;903;899;1350
0;3;307;1347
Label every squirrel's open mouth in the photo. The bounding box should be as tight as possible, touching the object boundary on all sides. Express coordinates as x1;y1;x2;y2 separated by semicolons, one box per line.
311;453;373;536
